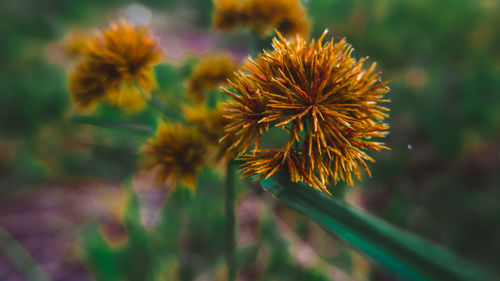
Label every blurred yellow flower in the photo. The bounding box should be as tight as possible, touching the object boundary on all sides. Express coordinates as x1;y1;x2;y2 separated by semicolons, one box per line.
244;0;310;37
141;122;207;191
223;31;390;193
212;0;310;38
61;29;90;58
213;0;246;32
186;53;237;104
68;21;162;110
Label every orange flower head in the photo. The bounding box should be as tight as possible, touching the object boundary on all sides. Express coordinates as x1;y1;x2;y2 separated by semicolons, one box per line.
184;102;237;164
223;31;390;193
68;21;162;110
186;53;237;104
141;122;207;191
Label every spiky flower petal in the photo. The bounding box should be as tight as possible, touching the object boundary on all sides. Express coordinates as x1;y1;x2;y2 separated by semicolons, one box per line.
141;122;207;190
223;31;390;193
68;21;162;110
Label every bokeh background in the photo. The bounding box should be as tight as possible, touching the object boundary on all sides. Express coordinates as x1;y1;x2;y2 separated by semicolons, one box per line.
1;0;499;280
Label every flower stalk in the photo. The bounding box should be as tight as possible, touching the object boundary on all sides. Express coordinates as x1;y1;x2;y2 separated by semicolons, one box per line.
70;115;154;135
225;160;237;281
132;81;183;120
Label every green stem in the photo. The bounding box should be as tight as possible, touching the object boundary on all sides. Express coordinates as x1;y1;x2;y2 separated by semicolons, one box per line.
259;171;498;281
225;160;237;281
132;82;182;120
248;31;260;58
70;115;154;135
148;96;183;120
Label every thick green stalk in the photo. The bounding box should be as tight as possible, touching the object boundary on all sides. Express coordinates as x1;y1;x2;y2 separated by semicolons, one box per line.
259;171;498;281
225;160;237;281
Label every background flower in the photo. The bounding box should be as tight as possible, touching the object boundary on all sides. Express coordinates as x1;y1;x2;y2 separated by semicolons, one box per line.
212;0;246;32
141;122;207;191
68;21;162;110
186;53;238;104
244;0;310;37
212;0;310;38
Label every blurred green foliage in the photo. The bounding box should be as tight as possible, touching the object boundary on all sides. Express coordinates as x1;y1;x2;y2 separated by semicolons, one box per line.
81;170;338;281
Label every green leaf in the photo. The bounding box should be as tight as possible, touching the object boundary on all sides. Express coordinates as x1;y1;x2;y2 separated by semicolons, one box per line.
70;115;154;135
259;171;498;281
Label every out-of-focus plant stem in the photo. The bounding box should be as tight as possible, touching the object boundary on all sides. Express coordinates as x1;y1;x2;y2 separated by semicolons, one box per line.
225;160;237;281
248;31;260;58
70;115;154;135
133;81;183;120
0;227;52;281
222;30;260;280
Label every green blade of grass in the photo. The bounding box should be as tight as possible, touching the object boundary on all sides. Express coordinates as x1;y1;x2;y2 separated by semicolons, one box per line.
148;96;183;120
71;115;154;135
225;160;237;281
259;171;497;281
132;81;182;120
0;227;51;281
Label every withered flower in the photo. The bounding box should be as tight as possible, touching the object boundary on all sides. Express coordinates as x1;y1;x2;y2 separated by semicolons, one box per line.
186;53;237;104
68;21;162;110
141;122;207;191
223;31;390;193
212;0;310;38
184;102;236;164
